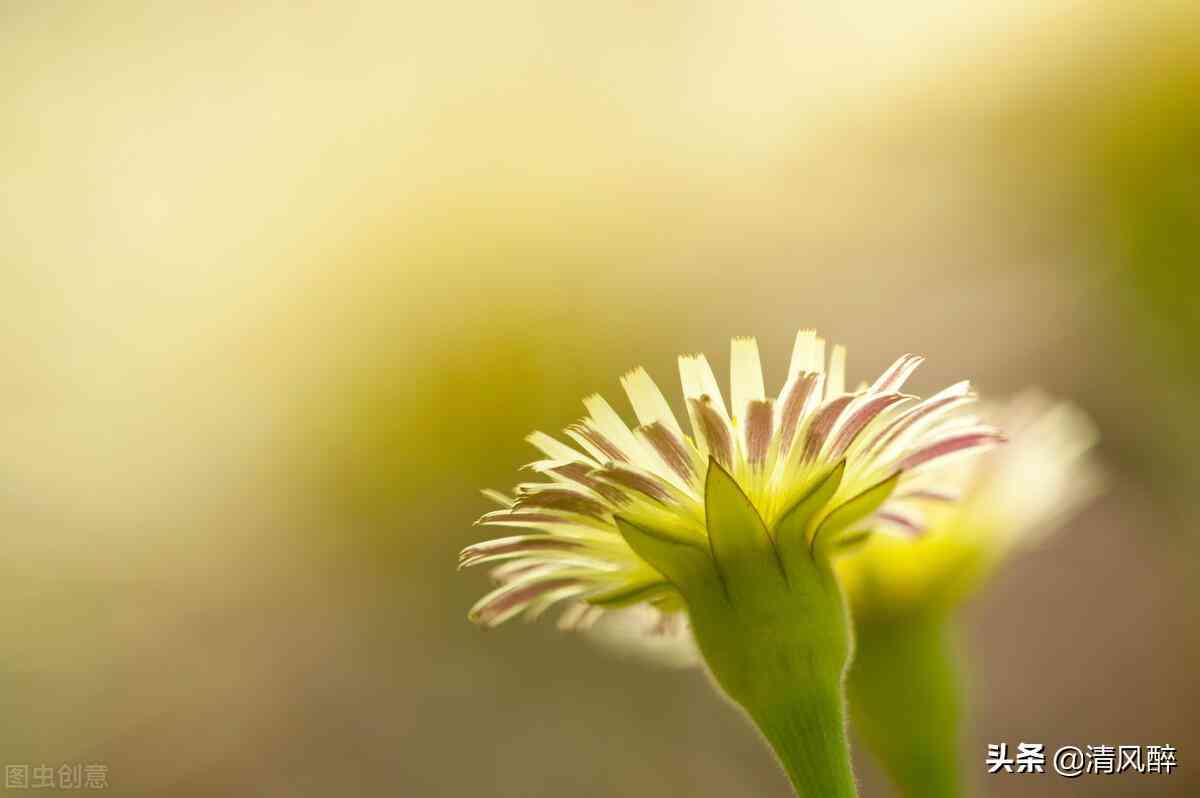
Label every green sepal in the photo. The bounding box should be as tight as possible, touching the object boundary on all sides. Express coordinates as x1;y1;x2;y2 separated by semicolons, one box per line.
812;470;901;552
703;457;787;600
612;516;721;597
774;460;845;576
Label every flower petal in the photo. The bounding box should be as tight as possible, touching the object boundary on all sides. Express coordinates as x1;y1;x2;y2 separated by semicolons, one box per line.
620;367;685;440
730;337;766;424
899;430;1007;472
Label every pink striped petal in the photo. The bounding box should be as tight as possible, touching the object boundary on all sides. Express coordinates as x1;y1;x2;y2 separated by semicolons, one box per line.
869;354;925;394
490;560;548;584
865;387;973;456
899;430;1006;472
592;463;677;505
477;511;580;526
802;394;855;462
514;488;610;519
636;421;697;484
828;393;909;458
547;462;628;503
690;396;733;468
744;399;774;466
470;577;585;628
459;535;586;569
777;373;821;457
566;422;628;463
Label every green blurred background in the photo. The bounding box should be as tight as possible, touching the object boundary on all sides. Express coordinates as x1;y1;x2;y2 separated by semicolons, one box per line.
1;1;1197;795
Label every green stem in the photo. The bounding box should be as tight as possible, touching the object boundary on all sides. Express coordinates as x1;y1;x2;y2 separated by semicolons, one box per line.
742;677;858;798
847;610;965;798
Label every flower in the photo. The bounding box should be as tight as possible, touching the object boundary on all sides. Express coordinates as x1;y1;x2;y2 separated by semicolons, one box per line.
836;389;1102;618
460;329;1004;632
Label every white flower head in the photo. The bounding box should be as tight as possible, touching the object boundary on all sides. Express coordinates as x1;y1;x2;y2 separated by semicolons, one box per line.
461;330;1004;634
959;390;1102;547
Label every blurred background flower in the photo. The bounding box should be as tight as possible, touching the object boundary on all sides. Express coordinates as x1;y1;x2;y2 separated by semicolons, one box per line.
839;391;1101;798
1;1;1197;796
839;391;1103;619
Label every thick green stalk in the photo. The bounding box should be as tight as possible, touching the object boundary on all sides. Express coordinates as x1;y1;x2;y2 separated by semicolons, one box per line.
847;610;965;798
744;680;857;798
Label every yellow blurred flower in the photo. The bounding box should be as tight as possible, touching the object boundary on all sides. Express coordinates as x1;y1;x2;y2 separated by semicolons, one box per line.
837;390;1102;620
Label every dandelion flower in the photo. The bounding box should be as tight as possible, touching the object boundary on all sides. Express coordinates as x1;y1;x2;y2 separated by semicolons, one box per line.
460;329;1003;798
462;330;1003;631
837;389;1102;618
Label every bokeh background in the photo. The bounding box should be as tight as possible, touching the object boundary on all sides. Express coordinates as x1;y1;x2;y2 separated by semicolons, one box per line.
2;1;1198;795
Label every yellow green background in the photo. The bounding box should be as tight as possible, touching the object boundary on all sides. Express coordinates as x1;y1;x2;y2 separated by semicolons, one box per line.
1;2;1197;795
